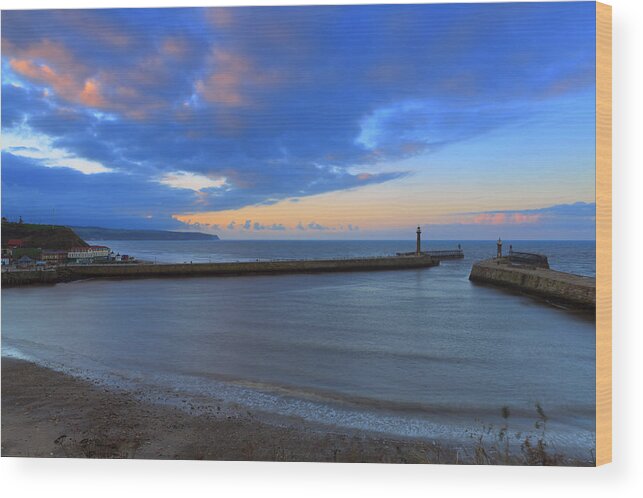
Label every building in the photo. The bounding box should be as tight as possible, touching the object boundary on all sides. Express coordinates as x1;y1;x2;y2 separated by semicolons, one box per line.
16;255;35;268
6;239;24;249
1;256;10;266
67;245;111;263
42;249;68;265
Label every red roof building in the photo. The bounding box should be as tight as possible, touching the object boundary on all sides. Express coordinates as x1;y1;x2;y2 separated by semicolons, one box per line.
6;239;24;248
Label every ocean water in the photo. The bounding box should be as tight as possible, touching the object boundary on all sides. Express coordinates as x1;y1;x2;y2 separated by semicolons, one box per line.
1;240;596;457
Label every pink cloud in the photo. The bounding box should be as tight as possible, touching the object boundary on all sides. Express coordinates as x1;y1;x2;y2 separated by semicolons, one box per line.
511;213;542;224
195;50;250;106
79;79;106;107
473;213;507;225
195;49;282;108
6;39;110;111
469;212;542;225
6;38;173;120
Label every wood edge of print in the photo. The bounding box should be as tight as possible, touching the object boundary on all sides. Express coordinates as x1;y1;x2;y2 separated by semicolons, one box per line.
595;1;612;467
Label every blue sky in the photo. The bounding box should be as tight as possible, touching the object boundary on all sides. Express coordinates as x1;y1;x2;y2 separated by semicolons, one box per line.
1;3;596;239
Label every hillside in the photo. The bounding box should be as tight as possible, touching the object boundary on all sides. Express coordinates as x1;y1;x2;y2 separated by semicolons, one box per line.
72;226;220;241
2;222;88;250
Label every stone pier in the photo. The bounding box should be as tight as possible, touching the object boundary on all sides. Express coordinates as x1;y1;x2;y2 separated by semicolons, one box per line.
469;258;595;310
2;254;439;287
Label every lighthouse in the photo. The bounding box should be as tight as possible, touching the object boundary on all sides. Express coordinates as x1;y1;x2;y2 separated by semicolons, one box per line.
416;226;422;256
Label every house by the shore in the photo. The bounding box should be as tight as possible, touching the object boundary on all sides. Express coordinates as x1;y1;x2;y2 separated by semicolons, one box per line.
42;249;69;265
68;246;111;263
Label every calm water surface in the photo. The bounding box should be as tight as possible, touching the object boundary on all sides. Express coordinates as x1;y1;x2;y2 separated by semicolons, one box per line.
2;240;595;456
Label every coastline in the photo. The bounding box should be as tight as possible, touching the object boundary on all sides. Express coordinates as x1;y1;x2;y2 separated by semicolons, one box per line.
1;357;593;465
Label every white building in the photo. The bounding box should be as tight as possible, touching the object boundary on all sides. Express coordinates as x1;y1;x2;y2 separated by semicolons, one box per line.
68;246;111;263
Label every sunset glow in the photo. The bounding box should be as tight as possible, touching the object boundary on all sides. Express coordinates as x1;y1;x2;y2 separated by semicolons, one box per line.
2;4;596;239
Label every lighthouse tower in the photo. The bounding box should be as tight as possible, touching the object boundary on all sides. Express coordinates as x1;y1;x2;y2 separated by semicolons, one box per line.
416;226;422;256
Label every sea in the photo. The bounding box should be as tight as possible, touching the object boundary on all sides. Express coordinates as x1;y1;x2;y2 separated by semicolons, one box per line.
1;240;596;458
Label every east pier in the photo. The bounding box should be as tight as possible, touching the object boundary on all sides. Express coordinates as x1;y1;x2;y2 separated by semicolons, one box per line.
469;243;595;311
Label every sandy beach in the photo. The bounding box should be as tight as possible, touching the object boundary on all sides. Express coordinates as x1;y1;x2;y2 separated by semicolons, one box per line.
1;357;594;465
1;357;459;463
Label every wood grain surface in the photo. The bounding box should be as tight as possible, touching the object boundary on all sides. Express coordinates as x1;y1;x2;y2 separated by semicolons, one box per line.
596;1;612;467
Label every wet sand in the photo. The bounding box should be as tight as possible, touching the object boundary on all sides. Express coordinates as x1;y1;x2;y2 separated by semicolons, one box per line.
1;357;454;462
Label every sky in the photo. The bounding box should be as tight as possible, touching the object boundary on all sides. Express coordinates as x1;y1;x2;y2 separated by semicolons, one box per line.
1;3;596;240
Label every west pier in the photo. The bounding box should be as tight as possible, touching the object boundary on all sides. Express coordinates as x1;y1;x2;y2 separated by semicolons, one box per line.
2;254;439;287
1;226;444;287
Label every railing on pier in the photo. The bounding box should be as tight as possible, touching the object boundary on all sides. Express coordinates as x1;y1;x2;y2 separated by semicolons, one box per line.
396;249;464;259
507;250;549;269
424;250;464;259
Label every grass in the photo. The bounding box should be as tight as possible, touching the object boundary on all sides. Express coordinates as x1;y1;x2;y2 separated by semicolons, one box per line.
457;403;594;466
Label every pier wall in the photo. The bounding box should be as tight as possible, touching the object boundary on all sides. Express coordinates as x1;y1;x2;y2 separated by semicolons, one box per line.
469;259;595;309
3;255;438;287
1;270;60;287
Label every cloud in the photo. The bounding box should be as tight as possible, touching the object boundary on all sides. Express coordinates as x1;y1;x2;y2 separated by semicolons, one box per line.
158;171;227;192
428;202;596;239
252;222;286;231
355;98;541;160
3;126;113;174
181;217;361;234
470;212;542;225
195;49;281;107
1;5;597;230
1;152;196;229
459;202;595;222
307;222;329;231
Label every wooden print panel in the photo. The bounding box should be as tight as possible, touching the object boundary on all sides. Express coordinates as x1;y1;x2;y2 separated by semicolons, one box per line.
596;1;612;467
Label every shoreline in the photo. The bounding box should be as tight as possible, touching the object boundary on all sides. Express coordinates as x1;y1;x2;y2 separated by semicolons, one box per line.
1;357;593;465
0;357;451;462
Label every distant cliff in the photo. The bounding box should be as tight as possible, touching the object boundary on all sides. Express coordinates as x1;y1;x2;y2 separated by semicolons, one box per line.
2;221;88;250
72;226;220;241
